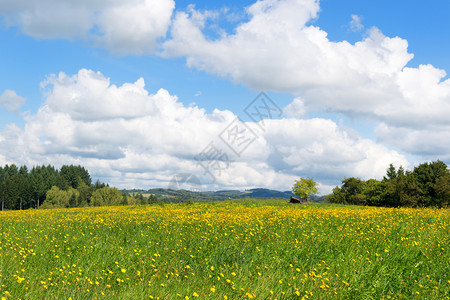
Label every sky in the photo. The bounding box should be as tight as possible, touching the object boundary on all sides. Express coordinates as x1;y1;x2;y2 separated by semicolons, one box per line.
1;0;450;194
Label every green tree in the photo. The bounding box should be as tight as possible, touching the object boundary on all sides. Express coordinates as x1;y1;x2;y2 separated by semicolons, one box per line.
76;181;94;207
363;179;384;206
148;194;158;204
412;160;449;206
435;175;450;207
42;186;79;209
341;177;366;205
60;165;92;189
91;187;122;207
292;177;318;202
328;186;345;204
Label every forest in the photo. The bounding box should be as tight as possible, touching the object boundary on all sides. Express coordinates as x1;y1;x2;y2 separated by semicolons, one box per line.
0;164;155;210
328;160;450;207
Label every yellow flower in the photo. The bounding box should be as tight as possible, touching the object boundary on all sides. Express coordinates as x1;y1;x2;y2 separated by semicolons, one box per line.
17;277;25;283
121;268;126;273
192;292;199;297
210;287;216;293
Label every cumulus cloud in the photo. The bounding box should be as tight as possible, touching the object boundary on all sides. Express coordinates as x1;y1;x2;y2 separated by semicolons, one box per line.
283;97;306;118
0;90;26;112
0;0;174;54
0;69;408;193
163;0;450;161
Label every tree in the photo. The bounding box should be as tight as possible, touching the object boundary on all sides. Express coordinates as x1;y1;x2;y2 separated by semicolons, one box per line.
60;165;92;189
42;186;79;209
435;175;450;207
328;186;345;204
412;160;449;206
292;177;318;202
76;181;93;207
363;179;384;206
341;177;366;205
384;164;398;181
91;187;122;207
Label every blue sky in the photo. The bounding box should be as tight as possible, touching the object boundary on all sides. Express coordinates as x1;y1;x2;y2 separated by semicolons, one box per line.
1;0;450;193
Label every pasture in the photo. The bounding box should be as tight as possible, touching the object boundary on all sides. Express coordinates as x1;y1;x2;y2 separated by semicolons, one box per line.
0;200;448;299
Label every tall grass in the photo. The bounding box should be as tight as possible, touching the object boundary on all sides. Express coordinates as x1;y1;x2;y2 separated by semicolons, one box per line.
0;200;448;299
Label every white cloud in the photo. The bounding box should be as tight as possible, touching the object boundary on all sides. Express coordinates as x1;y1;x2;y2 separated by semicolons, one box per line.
163;0;450;161
0;0;175;54
349;14;363;32
0;69;408;194
0;90;26;112
283;97;306;118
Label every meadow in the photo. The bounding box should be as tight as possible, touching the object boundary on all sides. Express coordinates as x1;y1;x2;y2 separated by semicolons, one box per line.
0;199;448;299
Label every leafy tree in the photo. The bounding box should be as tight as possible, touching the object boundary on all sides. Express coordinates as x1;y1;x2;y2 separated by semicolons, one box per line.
363;179;384;206
292;177;318;202
121;192;129;205
42;186;79;209
91;187;122;207
328;186;345;204
148;194;158;204
412;160;449;206
341;177;366;205
435;175;450;207
76;181;94;207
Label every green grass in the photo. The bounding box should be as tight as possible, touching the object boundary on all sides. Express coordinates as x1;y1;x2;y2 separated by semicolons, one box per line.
0;199;448;299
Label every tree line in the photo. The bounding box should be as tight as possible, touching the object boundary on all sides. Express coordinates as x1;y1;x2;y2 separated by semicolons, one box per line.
328;160;450;207
0;164;156;210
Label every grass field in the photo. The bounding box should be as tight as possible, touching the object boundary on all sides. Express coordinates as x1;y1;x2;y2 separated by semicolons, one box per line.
0;200;449;299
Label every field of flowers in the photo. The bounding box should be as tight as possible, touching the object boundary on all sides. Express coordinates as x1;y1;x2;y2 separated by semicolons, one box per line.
0;199;448;299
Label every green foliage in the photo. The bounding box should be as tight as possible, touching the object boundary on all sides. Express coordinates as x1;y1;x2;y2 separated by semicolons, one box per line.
292;177;318;202
0;164;108;210
329;160;450;207
42;186;79;209
91;186;123;207
60;165;92;189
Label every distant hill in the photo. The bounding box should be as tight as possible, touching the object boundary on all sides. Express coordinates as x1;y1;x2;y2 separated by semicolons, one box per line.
123;187;325;202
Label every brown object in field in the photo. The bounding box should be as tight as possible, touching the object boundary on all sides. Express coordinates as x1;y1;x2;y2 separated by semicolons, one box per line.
289;196;301;203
